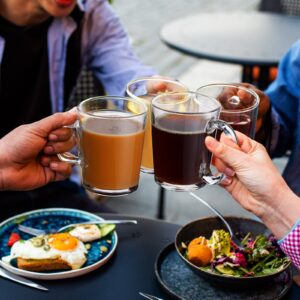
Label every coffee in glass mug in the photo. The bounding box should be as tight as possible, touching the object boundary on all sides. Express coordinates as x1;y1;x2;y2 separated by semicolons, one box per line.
126;77;187;173
152;92;237;191
58;96;147;196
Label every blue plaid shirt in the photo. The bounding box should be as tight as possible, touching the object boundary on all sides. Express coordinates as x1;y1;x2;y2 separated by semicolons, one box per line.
265;40;300;196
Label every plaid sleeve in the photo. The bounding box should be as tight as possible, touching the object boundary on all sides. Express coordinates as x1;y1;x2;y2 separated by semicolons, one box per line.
278;220;300;269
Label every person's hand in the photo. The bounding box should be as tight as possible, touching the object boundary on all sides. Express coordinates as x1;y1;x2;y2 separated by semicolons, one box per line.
236;83;271;133
215;83;270;133
146;75;186;94
0;110;77;191
206;132;285;214
205;132;300;238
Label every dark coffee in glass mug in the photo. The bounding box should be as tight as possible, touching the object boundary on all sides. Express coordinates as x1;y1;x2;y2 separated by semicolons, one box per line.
152;92;237;192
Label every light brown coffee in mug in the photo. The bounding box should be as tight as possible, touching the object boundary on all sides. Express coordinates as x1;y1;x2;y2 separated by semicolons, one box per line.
81;116;145;191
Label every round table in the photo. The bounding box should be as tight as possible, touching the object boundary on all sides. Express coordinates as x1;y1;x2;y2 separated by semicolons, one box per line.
160;12;300;88
0;213;299;299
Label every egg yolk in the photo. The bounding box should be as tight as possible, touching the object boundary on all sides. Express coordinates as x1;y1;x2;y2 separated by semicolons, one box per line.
48;233;78;251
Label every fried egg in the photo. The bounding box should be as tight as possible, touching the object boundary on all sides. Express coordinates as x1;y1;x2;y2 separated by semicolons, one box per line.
69;224;101;242
3;233;87;270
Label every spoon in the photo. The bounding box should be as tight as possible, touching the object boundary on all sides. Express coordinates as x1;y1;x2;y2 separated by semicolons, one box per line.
189;192;244;248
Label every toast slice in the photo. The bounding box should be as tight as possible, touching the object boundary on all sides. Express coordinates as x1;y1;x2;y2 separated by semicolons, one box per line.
17;257;71;272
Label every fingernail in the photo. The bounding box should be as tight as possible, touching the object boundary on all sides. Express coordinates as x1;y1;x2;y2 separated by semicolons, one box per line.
44;146;54;154
49;134;58;141
221;177;232;185
224;167;235;177
205;136;218;148
50;162;58;169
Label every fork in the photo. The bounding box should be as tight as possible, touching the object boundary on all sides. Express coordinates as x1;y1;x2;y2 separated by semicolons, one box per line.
139;292;165;300
18;224;47;236
18;220;137;236
189;192;245;249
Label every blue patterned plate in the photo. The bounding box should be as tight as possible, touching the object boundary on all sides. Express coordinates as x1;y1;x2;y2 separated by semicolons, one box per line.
0;208;118;280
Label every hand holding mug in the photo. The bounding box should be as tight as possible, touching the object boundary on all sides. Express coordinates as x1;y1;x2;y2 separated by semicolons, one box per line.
205;131;300;239
0;110;77;191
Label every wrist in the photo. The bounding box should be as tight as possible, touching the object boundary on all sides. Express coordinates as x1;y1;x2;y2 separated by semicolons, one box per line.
259;184;300;239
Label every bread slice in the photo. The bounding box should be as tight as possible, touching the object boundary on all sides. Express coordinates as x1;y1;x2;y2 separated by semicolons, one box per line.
17;258;71;272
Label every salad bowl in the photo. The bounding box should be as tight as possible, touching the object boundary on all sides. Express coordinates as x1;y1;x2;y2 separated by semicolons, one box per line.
175;217;291;287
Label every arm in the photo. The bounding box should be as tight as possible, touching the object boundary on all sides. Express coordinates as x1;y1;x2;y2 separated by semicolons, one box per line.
264;40;300;157
82;0;156;95
205;133;300;267
0;110;77;191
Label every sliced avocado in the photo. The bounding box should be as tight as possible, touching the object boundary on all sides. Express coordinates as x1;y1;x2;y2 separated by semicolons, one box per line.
215;264;235;275
99;224;116;238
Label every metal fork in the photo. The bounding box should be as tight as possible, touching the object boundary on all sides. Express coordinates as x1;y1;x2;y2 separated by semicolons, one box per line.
189;192;244;249
18;220;137;236
139;292;165;300
18;224;47;236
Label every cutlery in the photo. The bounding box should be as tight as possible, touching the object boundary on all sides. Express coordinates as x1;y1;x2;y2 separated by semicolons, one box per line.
0;266;48;291
18;220;137;236
189;192;244;248
139;292;165;300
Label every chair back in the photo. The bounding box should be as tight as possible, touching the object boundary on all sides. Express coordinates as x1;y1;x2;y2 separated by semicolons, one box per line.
68;67;105;108
259;0;300;15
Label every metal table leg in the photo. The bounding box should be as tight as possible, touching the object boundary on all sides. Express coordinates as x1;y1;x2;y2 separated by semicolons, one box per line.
157;187;166;219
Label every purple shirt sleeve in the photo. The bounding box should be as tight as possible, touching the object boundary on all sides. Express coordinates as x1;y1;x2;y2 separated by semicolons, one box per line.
278;220;300;269
82;0;156;96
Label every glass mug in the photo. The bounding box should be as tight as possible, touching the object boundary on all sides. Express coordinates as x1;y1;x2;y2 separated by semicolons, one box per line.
197;84;260;138
151;92;237;191
126;77;187;174
58;96;147;196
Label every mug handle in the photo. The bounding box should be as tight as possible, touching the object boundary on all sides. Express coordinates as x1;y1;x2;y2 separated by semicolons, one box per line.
57;121;81;165
202;119;237;185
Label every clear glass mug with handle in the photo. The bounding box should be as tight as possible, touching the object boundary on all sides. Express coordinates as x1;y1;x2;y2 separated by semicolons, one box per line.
151;91;237;191
58;96;147;196
126;77;187;174
197;84;260;138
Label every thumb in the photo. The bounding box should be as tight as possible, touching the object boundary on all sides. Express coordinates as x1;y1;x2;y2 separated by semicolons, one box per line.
205;136;247;169
31;109;78;137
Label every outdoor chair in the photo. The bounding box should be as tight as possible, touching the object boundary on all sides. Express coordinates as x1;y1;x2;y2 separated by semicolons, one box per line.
68;67;105;107
249;0;300;88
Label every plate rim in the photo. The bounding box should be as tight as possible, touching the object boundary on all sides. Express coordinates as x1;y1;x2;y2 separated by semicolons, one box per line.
155;243;181;300
0;208;118;280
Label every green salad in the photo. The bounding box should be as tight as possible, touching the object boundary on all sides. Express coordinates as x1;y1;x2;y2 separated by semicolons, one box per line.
184;230;290;277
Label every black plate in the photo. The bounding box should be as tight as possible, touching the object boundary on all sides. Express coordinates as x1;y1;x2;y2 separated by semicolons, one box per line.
175;217;291;286
155;243;292;300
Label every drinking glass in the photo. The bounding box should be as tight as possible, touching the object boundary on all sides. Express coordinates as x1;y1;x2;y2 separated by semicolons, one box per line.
58;96;147;196
152;91;237;192
197;84;260;138
126;77;187;173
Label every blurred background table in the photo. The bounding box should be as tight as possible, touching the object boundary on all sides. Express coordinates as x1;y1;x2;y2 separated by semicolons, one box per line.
1;213;300;299
161;12;300;89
